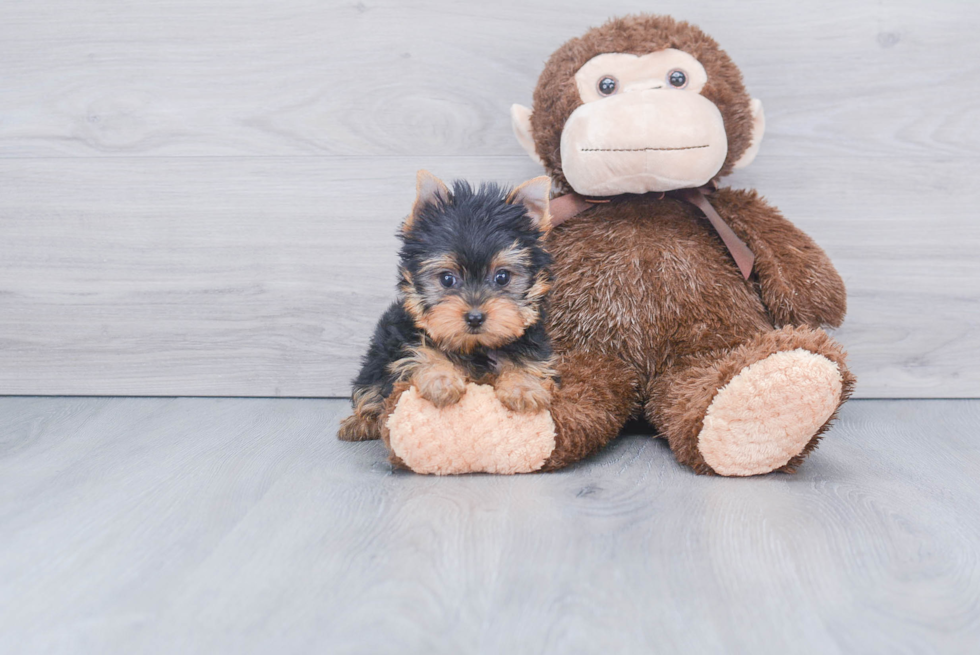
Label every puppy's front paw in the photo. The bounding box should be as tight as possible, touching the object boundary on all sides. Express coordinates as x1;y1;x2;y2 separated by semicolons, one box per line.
495;371;553;413
414;365;468;408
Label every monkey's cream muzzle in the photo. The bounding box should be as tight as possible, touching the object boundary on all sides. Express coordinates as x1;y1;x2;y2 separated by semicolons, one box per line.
559;90;728;196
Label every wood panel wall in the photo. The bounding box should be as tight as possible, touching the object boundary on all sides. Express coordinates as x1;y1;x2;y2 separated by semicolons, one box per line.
1;0;977;397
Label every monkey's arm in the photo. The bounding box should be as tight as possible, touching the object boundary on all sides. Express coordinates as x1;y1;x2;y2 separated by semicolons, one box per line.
713;187;847;329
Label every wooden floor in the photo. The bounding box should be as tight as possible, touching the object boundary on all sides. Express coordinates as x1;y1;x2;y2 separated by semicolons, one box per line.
1;398;977;654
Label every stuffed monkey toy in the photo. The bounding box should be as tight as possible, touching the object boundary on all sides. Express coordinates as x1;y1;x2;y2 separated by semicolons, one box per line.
373;14;855;476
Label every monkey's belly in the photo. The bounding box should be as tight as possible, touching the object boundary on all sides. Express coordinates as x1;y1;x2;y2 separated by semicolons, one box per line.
547;208;771;360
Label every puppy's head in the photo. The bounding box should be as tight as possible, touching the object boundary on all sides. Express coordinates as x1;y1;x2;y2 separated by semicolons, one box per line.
398;171;552;353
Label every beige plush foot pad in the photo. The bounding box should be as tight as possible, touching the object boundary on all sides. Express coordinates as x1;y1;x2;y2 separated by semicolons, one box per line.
386;383;556;475
698;349;843;476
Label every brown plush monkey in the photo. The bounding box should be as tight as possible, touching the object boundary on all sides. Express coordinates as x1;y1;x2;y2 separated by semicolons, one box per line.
381;15;855;476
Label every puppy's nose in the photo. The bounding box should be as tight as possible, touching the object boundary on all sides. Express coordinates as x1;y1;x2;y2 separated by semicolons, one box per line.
465;310;486;328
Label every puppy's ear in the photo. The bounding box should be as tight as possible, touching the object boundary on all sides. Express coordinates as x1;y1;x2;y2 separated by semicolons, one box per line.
404;170;450;232
506;176;552;232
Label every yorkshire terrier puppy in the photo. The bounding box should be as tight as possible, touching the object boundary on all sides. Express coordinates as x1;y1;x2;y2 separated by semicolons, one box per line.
338;170;557;442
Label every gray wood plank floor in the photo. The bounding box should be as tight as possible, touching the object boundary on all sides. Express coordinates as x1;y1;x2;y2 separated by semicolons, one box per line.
1;397;977;654
2;0;979;398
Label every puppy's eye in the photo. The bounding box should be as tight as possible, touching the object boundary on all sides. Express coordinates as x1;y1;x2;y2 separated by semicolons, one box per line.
668;70;688;88
439;273;457;288
493;270;511;286
597;76;618;96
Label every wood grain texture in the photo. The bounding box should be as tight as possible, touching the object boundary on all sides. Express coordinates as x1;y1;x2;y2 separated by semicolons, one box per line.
1;155;977;397
0;0;978;397
1;0;977;159
0;397;978;654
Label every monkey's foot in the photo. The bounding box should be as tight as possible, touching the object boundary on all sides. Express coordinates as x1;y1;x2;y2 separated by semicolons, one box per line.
697;349;843;476
386;383;555;475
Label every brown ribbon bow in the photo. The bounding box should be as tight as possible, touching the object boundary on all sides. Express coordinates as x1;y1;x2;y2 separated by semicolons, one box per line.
548;185;755;280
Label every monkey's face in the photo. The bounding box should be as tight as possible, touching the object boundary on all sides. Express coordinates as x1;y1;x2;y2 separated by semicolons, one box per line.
511;16;766;196
561;49;727;195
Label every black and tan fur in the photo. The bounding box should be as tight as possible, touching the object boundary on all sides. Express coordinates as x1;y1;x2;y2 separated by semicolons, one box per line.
338;172;557;442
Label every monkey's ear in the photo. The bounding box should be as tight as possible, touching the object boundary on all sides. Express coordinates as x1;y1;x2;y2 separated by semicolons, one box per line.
511;104;545;166
507;176;552;232
405;170;450;232
733;99;766;170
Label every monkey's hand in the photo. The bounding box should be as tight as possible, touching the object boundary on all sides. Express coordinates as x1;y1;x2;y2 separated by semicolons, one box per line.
715;188;847;329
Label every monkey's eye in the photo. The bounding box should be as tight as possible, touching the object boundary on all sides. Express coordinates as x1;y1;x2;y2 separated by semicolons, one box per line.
493;270;511;286
668;70;688;89
597;76;618;96
439;272;457;288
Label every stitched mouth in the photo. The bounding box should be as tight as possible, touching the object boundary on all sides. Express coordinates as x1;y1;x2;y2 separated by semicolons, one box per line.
580;145;710;152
